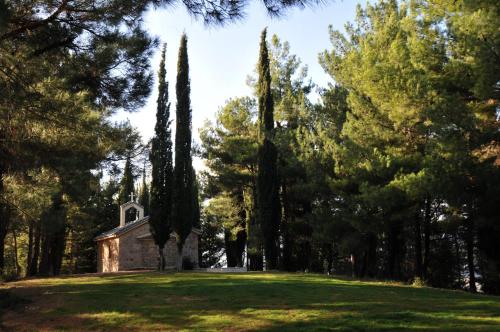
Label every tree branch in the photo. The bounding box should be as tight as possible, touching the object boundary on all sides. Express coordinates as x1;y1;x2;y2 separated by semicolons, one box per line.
0;0;69;41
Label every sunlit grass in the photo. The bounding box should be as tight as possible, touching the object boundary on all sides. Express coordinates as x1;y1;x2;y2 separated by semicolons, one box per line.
1;272;499;331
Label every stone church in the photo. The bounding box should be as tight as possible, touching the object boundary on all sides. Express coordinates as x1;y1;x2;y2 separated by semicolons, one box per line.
95;195;200;272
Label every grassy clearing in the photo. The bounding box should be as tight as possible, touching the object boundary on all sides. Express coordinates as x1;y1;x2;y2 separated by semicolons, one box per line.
1;272;499;331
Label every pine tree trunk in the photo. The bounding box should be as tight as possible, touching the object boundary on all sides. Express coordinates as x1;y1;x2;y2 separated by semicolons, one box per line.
414;209;423;279
12;227;20;275
50;219;66;275
281;180;293;271
39;213;60;276
423;197;431;279
0;230;5;275
350;253;356;278
235;193;247;268
454;233;462;286
224;230;237;268
247;184;263;271
29;219;41;276
38;226;51;275
247;247;264;271
0;195;9;273
247;217;264;271
360;250;368;278
0;221;6;273
387;222;403;280
366;234;377;278
27;220;34;274
235;228;246;268
465;216;477;293
325;243;333;275
0;163;7;273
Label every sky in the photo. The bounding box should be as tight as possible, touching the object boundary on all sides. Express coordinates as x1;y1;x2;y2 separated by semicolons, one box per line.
114;0;362;169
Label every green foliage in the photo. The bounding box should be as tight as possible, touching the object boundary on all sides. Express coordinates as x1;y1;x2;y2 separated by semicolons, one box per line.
426;0;500;295
199;211;224;268
73;176;120;273
315;0;500;291
205;192;246;267
268;35;315;272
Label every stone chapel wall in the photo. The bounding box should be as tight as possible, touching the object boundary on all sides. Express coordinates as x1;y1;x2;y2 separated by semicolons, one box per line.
118;223;151;270
98;238;119;272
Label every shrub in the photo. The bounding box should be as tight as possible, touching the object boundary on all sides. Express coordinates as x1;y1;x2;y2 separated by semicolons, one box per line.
1;268;21;282
412;277;427;288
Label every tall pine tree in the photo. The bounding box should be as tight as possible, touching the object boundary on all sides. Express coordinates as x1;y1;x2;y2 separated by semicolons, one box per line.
256;28;281;270
199;97;260;269
149;44;174;271
173;34;196;270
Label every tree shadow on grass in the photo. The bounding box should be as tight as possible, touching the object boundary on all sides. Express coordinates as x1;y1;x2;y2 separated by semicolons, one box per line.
2;273;500;331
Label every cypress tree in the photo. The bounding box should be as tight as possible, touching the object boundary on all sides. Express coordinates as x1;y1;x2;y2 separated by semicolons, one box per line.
119;156;136;223
256;28;281;270
192;170;201;265
119;157;135;204
149;44;174;271
191;169;201;229
139;166;150;216
173;34;195;270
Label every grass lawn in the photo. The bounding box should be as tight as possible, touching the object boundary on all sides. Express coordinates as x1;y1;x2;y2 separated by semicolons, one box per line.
1;272;499;331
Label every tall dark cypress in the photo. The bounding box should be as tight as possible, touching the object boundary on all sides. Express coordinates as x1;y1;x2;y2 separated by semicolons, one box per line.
119;157;135;203
149;44;174;271
139;166;150;216
172;34;195;270
191;169;200;229
256;28;281;270
119;156;136;223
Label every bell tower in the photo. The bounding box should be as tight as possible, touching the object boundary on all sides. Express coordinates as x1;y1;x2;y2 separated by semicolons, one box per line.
119;192;144;227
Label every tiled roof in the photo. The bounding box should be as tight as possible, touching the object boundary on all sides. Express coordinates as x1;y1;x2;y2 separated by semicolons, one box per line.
94;216;202;241
94;216;150;241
